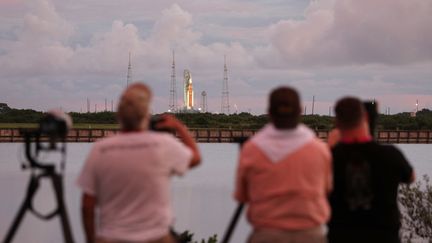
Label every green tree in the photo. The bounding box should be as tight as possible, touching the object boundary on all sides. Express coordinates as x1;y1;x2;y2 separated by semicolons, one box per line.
399;175;432;242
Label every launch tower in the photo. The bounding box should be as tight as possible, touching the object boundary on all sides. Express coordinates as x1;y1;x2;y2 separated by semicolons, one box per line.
126;52;132;87
201;91;207;113
169;51;178;112
221;55;230;114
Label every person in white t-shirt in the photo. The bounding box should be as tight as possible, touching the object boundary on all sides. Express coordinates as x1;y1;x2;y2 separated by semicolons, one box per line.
77;83;201;243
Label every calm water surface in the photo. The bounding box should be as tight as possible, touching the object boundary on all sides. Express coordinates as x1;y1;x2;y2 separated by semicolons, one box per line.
0;143;431;242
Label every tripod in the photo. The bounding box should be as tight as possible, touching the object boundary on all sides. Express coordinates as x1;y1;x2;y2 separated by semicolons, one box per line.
221;137;248;243
3;133;75;243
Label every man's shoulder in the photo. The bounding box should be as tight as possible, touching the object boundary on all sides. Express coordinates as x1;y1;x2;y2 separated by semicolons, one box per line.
92;134;120;147
94;131;177;148
333;141;405;160
304;137;331;154
242;139;260;152
373;143;405;160
362;142;402;155
308;136;328;147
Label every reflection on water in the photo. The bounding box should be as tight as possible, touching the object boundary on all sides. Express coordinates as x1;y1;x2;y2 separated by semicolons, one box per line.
0;143;430;242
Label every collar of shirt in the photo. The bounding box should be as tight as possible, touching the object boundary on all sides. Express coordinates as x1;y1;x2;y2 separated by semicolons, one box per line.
340;136;373;144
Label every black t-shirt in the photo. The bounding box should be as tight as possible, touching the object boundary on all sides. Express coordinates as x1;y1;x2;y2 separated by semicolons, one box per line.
328;141;413;231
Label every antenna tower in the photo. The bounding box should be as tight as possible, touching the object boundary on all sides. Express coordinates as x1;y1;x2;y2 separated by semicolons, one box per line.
311;95;315;115
126;52;132;87
221;55;230;114
201;91;207;113
87;98;90;113
169;51;177;112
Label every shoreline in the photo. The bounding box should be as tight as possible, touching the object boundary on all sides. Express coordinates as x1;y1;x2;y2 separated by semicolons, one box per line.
1;127;431;143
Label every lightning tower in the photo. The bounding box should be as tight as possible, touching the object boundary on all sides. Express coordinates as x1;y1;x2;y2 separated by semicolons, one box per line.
221;55;230;114
126;52;132;87
201;91;207;113
87;98;90;113
169;51;177;112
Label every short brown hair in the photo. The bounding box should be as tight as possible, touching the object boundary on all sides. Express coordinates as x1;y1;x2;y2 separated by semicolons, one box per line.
335;97;365;130
268;86;301;129
117;83;152;131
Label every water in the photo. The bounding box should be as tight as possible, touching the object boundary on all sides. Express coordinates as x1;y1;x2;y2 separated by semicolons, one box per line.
0;143;431;242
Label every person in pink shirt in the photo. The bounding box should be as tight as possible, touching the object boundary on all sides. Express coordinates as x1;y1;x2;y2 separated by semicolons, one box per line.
234;86;332;243
77;83;201;243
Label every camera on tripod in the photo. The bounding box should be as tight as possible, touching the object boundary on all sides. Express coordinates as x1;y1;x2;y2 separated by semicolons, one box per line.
4;110;76;243
39;112;69;139
21;110;72;170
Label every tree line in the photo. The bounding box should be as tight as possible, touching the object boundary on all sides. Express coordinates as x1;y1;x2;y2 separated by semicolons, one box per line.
1;103;432;130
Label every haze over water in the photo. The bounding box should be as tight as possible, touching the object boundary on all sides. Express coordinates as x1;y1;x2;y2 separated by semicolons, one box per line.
0;143;430;242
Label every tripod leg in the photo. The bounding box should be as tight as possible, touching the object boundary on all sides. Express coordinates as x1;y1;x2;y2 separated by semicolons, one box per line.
51;174;75;243
221;203;244;243
3;177;39;243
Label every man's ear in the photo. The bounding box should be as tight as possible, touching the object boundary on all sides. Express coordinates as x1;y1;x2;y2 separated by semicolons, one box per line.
334;119;340;129
363;111;369;124
267;108;273;121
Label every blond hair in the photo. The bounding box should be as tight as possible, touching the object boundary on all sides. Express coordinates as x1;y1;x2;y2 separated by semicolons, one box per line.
117;83;152;131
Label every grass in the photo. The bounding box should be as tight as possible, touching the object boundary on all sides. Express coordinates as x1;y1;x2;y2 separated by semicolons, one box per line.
73;124;119;129
0;123;119;129
0;123;38;129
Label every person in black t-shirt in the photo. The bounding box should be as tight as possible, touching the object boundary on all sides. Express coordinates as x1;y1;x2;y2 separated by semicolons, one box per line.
328;97;415;243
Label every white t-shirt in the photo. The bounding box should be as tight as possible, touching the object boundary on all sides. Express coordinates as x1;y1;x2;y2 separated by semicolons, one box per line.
77;131;192;242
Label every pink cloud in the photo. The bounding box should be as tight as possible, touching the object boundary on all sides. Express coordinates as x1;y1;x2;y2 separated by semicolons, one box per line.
258;0;432;67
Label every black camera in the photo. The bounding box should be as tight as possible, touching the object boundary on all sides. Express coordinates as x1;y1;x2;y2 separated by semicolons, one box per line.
39;114;68;139
363;100;378;137
149;115;173;133
21;110;72;170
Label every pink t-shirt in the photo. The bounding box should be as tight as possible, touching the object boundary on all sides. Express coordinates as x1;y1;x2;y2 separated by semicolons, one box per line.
77;131;192;242
234;124;332;230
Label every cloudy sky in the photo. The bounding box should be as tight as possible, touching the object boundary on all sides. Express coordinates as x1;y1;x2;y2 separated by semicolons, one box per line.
0;0;431;115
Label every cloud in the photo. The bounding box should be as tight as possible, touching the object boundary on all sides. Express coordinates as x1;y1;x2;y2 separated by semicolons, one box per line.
257;0;432;67
22;0;74;43
71;20;143;74
0;0;256;112
150;4;200;47
0;0;431;114
0;0;74;75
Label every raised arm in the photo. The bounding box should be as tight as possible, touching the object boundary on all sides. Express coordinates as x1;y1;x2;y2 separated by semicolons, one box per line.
156;114;201;168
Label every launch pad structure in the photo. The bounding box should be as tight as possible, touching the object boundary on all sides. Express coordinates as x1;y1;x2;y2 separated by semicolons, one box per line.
168;53;230;114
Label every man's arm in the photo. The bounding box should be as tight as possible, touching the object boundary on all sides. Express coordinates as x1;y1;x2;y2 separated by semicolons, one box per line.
408;171;416;183
393;147;415;184
156;114;201;168
81;193;96;243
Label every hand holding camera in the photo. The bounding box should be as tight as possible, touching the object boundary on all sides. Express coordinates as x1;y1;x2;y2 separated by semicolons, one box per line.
150;114;184;133
150;114;201;168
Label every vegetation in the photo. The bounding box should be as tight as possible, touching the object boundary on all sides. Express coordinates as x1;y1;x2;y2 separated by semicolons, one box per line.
399;175;432;242
175;112;268;129
177;231;217;243
1;103;432;130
